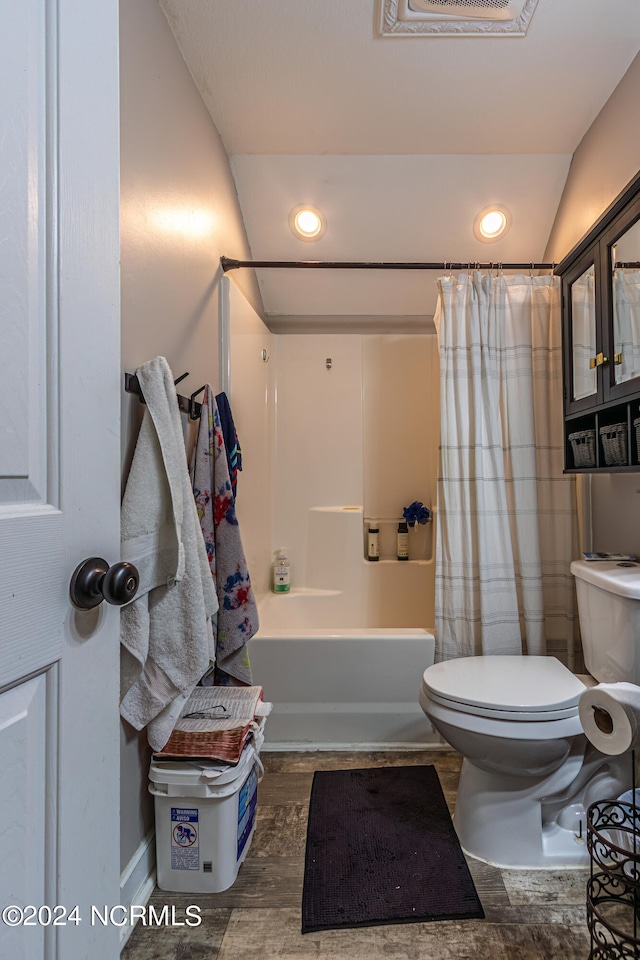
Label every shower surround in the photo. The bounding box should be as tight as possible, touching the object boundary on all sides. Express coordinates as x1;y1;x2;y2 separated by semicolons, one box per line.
223;279;439;747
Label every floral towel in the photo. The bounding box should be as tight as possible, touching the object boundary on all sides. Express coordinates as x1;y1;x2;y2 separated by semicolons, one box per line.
191;385;257;684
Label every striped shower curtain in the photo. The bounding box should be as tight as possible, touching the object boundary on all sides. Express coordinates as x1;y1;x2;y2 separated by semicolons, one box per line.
434;271;579;663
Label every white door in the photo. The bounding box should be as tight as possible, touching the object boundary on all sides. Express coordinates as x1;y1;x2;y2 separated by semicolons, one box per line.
0;1;121;958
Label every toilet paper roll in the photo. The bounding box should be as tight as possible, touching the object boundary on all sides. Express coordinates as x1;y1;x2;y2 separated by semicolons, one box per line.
579;682;640;755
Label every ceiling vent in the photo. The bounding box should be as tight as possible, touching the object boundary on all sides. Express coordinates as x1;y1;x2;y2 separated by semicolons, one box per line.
408;0;517;19
379;0;538;36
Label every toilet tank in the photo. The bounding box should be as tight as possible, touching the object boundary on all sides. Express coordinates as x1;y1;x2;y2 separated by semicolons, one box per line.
571;560;640;683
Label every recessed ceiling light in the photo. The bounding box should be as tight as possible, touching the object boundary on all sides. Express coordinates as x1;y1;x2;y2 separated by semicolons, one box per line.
473;204;511;242
289;205;326;242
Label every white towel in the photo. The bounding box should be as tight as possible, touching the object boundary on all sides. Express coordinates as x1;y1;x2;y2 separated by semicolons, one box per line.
119;357;218;750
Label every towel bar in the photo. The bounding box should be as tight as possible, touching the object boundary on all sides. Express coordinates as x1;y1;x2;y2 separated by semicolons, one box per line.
124;371;203;420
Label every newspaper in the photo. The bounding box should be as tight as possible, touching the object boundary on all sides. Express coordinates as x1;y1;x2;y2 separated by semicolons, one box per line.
173;685;268;732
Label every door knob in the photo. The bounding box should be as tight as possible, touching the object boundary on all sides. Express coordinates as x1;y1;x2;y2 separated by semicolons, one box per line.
70;558;140;610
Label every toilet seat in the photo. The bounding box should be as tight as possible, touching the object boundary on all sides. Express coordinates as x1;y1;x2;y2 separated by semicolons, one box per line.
422;656;587;722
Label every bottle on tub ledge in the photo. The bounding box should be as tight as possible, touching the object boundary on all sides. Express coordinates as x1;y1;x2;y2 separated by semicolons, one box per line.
367;524;380;561
272;550;291;593
397;521;409;561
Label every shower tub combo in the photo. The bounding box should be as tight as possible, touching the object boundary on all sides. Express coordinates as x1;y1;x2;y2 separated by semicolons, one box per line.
248;508;437;750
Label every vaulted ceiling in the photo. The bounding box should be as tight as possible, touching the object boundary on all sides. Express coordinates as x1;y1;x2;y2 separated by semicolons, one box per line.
160;0;640;327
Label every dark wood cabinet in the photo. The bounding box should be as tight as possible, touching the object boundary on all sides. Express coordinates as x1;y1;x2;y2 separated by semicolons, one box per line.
559;171;640;472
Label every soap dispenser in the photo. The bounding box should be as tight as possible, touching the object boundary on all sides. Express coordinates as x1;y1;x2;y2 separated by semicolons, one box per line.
272;551;291;593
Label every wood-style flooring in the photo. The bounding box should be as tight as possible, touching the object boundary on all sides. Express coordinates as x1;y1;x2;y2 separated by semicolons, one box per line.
121;750;591;959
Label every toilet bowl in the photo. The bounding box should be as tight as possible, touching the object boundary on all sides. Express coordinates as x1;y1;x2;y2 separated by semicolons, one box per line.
421;561;640;867
420;655;628;867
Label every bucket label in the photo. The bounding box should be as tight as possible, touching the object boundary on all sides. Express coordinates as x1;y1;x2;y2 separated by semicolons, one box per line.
170;807;199;871
237;766;259;860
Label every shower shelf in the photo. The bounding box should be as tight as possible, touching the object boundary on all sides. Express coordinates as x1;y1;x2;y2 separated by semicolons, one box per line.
374;558;431;565
364;513;433;563
364;514;434;524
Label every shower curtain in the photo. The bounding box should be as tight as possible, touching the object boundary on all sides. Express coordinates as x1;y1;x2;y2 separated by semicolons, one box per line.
434;271;579;662
613;268;640;384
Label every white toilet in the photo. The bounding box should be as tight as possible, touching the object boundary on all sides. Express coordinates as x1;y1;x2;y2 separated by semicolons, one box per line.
419;560;640;868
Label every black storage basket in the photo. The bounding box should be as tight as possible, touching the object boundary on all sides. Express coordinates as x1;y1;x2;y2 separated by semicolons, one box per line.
633;417;640;463
568;428;596;468
599;422;628;467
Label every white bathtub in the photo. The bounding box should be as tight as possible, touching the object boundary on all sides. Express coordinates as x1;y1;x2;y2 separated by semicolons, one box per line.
249;590;437;750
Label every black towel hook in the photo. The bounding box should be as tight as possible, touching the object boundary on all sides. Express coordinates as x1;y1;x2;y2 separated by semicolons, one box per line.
189;385;206;420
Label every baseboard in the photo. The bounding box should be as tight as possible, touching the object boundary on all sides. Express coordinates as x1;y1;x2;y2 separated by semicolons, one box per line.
261;738;448;752
119;830;156;949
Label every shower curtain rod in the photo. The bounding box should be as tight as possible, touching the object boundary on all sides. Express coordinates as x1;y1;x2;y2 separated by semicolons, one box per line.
221;256;557;272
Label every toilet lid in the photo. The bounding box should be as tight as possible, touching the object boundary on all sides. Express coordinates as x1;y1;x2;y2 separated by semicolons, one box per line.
422;656;586;717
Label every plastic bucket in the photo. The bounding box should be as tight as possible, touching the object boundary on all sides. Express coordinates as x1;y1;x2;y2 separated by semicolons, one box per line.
149;741;263;893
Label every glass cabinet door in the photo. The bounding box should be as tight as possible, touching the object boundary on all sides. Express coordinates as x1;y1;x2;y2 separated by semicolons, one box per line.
611;215;640;386
570;263;597;402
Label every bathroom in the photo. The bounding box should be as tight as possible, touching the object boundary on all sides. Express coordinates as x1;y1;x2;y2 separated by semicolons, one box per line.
117;1;640;956
4;1;640;959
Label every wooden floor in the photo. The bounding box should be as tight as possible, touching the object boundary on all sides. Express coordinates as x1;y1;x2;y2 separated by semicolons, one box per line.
122;750;591;960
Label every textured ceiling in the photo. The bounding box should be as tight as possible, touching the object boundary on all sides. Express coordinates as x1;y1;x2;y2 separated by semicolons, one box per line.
160;0;640;324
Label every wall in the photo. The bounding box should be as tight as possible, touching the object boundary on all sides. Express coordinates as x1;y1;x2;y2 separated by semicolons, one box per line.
270;332;438;627
546;52;640;264
546;51;640;557
273;334;365;587
119;0;263;874
363;333;439;626
363;334;439;566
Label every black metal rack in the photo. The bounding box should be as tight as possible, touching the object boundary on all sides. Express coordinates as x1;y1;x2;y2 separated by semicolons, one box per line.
124;371;205;420
587;751;640;958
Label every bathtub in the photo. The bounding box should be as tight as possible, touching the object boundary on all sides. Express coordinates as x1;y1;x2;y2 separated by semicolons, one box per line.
249;590;437;750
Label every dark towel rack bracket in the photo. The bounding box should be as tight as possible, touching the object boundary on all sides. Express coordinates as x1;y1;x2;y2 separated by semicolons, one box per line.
188;384;206;420
124;372;204;420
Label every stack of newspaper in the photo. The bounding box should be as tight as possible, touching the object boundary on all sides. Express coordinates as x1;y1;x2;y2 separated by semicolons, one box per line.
155;685;271;763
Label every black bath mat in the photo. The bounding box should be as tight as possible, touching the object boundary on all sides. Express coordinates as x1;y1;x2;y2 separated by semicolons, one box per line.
301;765;484;933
